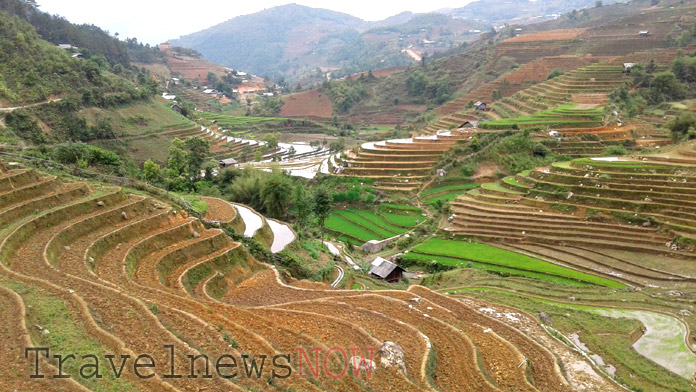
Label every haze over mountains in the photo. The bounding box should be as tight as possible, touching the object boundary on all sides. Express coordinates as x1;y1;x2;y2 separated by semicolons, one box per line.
171;0;618;80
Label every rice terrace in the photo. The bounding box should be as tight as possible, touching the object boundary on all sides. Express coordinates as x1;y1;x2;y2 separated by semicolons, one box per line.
2;0;696;391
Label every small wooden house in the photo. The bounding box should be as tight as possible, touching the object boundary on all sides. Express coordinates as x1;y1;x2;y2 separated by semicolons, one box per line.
369;257;404;283
218;158;238;168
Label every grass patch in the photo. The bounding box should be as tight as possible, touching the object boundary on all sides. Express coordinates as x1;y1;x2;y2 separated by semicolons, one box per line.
301;240;320;259
379;203;421;212
176;194;208;215
423;192;466;204
481;103;604;129
378;211;425;227
327;206;423;242
3;280;137;391
325;214;381;243
419;183;480;197
449;288;692;392
412;239;624;288
406;253;589;286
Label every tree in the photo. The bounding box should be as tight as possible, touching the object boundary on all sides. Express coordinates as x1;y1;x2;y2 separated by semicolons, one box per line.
313;188;332;239
293;185;313;229
207;72;218;85
142;159;161;183
184;136;211;182
667;111;696;139
262;133;279;149
406;70;426;96
260;173;292;218
546;69;564;80
329;137;346;152
650;71;683;103
595;0;603;7
672;56;696;83
167;138;187;177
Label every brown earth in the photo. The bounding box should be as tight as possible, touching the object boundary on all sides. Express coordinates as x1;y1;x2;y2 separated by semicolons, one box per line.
279;89;333;119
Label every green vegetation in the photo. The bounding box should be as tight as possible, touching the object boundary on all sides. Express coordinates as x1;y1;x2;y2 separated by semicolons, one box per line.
252;96;284;116
405;70;452;104
0;0;163;66
419;183;480;197
177;194;208;215
0;13;156;104
409;239;624;287
325;213;378;243
423;192;467;204
452;289;692;392
325;206;423;244
2;279;137;391
481;103;604;129
379;203;421;212
322;77;368;113
420;183;481;204
200;112;331;135
79;100;194;137
492;132;565;174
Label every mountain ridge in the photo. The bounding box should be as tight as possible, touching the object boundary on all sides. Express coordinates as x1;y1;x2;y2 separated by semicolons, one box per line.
170;4;487;81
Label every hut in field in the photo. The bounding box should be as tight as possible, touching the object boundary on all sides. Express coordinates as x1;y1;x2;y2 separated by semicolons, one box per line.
369;257;404;283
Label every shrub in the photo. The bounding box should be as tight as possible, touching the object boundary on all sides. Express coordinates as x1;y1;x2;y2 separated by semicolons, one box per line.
546;69;565;80
532;143;551;157
603;145;628;156
52;142;121;166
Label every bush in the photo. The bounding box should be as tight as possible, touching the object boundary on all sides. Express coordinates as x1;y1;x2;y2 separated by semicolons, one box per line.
667;111;696;139
52;142;121;166
276;250;314;280
4;111;45;144
603;145;628;156
546;69;564;80
532;143;551;157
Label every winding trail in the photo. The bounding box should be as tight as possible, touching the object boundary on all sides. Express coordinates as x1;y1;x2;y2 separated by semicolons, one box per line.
0;98;62;112
331;266;344;287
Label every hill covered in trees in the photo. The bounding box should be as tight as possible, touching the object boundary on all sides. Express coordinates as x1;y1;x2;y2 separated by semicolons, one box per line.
0;0;164;65
0;8;160;145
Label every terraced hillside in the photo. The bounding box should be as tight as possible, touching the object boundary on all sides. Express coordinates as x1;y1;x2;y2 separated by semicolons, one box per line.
201;196;297;253
200;126;283;163
325;204;426;245
201;112;331;134
424;64;627;136
82;100;200;164
436;55;610;117
337;129;483;191
0;159;608;391
445;155;696;287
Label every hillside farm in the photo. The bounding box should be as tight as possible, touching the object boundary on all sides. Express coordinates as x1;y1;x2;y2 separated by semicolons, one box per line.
0;159;603;392
326;204;426;245
5;1;696;391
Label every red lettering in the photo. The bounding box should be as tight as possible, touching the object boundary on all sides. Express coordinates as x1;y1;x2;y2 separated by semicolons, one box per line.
295;347;321;379
349;347;375;379
323;347;347;379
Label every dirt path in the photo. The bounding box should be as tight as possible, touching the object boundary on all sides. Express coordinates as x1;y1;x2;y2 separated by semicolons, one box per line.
0;98;62;112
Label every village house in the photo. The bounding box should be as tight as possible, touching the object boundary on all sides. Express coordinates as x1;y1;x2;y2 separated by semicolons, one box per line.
218;158;238;168
369;257;404;283
170;104;183;114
